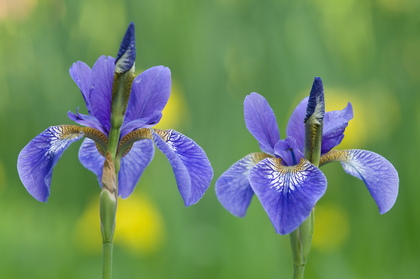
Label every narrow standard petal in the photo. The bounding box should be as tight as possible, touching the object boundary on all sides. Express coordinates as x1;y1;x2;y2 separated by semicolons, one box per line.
216;152;270;217
89;55;116;133
286;97;308;152
17;126;84;202
152;129;213;206
118;139;155;198
124;66;171;126
69;61;92;112
244;93;280;154
320;149;399;214
249;157;327;235
321;103;353;154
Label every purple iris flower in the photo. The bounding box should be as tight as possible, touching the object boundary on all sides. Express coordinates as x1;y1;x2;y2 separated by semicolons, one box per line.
17;23;213;205
216;78;398;235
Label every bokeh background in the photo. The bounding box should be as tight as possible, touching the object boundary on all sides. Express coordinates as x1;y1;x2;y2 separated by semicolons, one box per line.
0;0;418;278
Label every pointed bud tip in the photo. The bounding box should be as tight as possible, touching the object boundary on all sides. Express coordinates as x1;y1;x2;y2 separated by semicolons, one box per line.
115;22;136;74
304;77;325;122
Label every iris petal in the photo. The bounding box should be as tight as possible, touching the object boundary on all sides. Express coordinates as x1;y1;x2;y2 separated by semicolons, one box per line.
320;149;399;214
67;110;107;135
69;56;114;134
124;66;171;126
78;138;105;187
286;97;308;152
69;61;92;112
321;103;353;154
89;56;115;133
249;157;327;235
17;126;84;202
216;153;270;217
79;138;155;198
152;129;213;206
244;93;281;155
118;139;155;198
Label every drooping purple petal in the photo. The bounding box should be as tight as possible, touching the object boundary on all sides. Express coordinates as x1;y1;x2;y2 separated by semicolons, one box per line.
118;139;155;198
17;126;84;202
67;110;107;135
249;157;327;235
320;149;399;214
124;66;171;126
152;129;213;206
78;138;105;187
244;93;280;155
115;22;136;74
321;103;353;154
286;97;308;152
216;153;270;217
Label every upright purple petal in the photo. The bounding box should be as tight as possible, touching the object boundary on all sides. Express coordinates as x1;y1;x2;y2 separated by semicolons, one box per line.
17;126;84;202
152;129;213;206
124;66;171;125
78;138;105;187
69;56;115;133
216;153;270;217
249;157;327;235
69;61;92;112
321;103;353;154
320;149;399;214
244;93;280;155
118;139;155;198
89;56;115;133
286;97;308;152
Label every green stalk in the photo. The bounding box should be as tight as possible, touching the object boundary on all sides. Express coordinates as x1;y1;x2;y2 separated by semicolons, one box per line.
289;93;324;279
102;242;113;279
99;69;133;279
289;210;314;279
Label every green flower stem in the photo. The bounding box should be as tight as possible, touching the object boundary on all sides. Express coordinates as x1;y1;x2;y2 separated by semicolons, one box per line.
100;153;118;279
289;210;314;279
289;106;323;279
102;242;113;279
99;66;134;279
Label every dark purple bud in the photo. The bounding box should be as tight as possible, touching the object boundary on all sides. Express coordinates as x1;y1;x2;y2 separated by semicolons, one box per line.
304;77;325;123
115;22;136;74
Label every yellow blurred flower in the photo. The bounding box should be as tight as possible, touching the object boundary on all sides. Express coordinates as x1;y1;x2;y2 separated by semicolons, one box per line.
74;193;165;255
312;203;350;252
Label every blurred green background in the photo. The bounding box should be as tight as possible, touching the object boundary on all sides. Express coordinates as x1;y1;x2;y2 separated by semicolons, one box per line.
0;0;418;278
